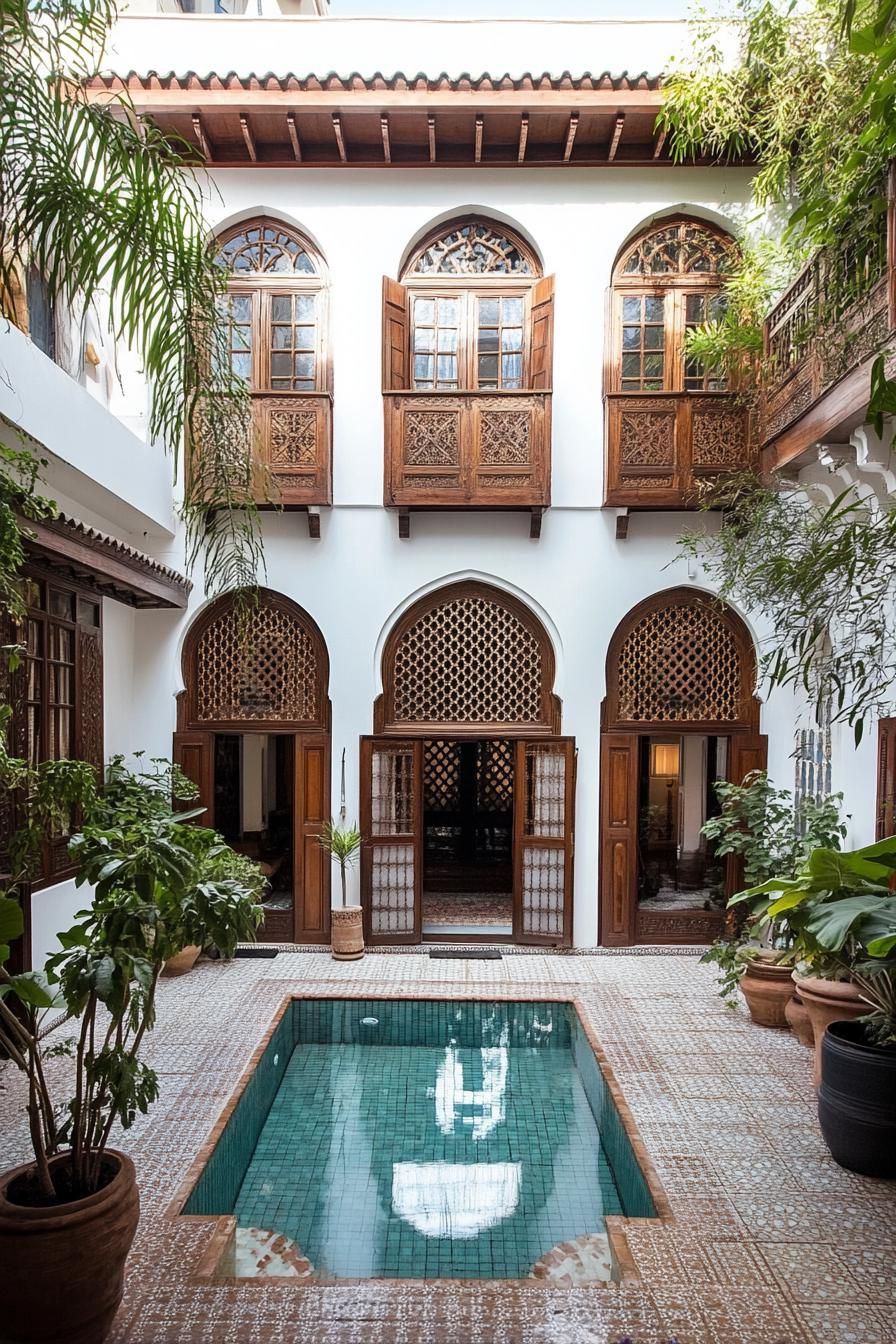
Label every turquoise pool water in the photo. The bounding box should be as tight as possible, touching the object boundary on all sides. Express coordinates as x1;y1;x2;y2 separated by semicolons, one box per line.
184;999;655;1280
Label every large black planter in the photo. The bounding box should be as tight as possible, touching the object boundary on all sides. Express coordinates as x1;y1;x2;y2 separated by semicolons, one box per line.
818;1020;896;1179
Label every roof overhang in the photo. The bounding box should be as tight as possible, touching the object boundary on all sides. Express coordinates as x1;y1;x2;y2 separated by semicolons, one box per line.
21;512;191;609
86;70;739;169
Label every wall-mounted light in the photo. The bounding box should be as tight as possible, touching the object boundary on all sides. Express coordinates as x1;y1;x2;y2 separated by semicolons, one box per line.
650;742;680;778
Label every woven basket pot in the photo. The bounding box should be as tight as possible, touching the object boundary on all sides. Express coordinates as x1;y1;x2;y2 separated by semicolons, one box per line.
331;904;365;961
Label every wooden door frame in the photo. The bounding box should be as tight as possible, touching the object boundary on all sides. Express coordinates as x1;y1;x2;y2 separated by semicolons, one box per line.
173;726;331;945
360;736;424;945
512;737;575;948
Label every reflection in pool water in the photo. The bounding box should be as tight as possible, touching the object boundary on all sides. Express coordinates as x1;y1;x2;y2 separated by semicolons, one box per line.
391;1160;521;1238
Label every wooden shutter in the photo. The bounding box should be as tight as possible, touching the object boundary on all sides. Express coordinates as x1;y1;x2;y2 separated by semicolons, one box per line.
877;718;896;840
75;622;103;780
360;736;422;944
295;735;331;943
382;277;409;391
529;274;555;390
513;737;574;946
599;732;639;947
725;731;768;896
172;731;214;827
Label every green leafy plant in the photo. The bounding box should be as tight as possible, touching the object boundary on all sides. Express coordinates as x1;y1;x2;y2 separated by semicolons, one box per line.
699;770;846;1002
0;757;261;1204
736;835;896;1045
319;820;363;909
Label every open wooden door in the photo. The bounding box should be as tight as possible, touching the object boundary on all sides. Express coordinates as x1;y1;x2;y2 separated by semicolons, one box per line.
295;735;331;944
513;738;575;946
598;732;639;947
360;737;423;945
172;730;214;826
725;731;769;898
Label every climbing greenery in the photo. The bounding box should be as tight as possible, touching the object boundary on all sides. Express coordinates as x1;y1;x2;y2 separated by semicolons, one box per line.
0;0;265;597
662;1;896;738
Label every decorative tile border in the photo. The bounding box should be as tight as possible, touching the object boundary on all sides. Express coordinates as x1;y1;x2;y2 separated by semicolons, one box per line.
170;989;672;1288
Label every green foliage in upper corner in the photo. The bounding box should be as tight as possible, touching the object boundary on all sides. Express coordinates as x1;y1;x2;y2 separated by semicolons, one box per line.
0;0;265;599
699;769;847;1004
658;1;894;399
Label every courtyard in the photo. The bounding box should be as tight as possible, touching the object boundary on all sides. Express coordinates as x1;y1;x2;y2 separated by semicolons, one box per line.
3;947;893;1344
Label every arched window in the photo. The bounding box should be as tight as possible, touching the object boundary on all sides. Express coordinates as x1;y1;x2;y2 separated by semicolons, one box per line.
611;218;736;394
388;217;551;394
214;217;328;395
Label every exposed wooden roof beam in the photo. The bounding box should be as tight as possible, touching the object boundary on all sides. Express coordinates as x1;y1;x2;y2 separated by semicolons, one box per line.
653;125;668;159
286;112;302;161
428;114;436;163
562;112;579;163
239;113;256;162
380;114;391;163
104;86;663;114
608;113;625;161
331;113;347;163
474;114;483;164
191;112;212;162
517;113;529;164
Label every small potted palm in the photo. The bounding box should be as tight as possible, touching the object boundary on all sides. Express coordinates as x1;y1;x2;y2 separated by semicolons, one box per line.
320;819;364;961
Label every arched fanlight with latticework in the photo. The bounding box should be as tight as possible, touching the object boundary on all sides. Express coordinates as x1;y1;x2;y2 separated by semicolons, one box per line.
610;217;738;394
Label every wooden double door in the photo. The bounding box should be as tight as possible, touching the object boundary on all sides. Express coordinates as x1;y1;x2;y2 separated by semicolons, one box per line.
173;729;331;944
599;729;767;946
360;735;575;946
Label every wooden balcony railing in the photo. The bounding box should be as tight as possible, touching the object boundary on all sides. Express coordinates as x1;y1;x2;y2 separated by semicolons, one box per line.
604;392;753;509
190;391;332;511
384;390;551;511
760;201;896;463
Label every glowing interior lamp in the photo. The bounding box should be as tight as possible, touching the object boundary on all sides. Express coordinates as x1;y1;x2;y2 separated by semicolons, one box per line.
650;742;680;778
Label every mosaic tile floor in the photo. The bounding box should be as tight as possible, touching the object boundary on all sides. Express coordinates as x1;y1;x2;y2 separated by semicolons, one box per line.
2;949;895;1343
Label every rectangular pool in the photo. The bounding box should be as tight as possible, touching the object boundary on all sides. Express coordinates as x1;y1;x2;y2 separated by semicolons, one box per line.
183;998;656;1281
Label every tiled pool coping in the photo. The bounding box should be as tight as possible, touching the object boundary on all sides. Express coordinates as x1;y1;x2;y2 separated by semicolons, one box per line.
170;990;673;1287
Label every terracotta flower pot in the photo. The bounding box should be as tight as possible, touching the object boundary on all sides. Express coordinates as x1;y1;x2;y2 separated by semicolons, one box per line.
784;986;814;1049
793;974;870;1088
160;944;201;978
0;1149;140;1344
331;904;364;961
738;957;795;1028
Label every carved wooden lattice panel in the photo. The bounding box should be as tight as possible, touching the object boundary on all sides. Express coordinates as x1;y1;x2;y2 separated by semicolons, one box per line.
618;401;676;467
408;223;533;276
268;406;318;466
392;595;544;725
403;408;460;467
692;404;749;469
619;221;733;278
478;739;514;810
616;602;743;723
195;600;319;723
478;408;532;465
424;740;461;811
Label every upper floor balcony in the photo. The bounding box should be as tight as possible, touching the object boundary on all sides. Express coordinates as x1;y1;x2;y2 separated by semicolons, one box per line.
603;218;756;515
760;180;896;469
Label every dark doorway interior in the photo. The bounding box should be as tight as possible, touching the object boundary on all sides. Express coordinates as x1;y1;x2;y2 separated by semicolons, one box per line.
636;733;727;917
213;733;295;940
422;738;514;935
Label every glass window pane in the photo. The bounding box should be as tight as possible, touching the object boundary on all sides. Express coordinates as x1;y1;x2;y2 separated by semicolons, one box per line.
293;379;315;391
686;294;705;322
414;298;435;323
644;326;663;350
501;326;523;352
272;325;292;349
437;298;459;325
414;327;435;352
232;353;251;380
622;326;640;350
503;297;524;324
294;353;314;378
479;329;499;353
478;355;499;380
502;353;522;383
437;327;458;353
234;325;252;350
271;295;292;322
414;355;434;379
271;353;292;377
232;295;252;322
50;590;75;621
436;355;457;380
295;295;315;321
294;326;315;351
644;353;664;379
478;297;499;324
271;378;291;390
644;296;664;322
621;353;641;378
622;296;642;321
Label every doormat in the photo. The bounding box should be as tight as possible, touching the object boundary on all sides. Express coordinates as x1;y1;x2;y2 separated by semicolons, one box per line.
428;948;502;960
234;947;280;959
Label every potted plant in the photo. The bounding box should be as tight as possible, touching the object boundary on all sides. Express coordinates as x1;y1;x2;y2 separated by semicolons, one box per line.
320;819;364;961
0;757;261;1344
700;771;845;1029
744;836;896;1175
